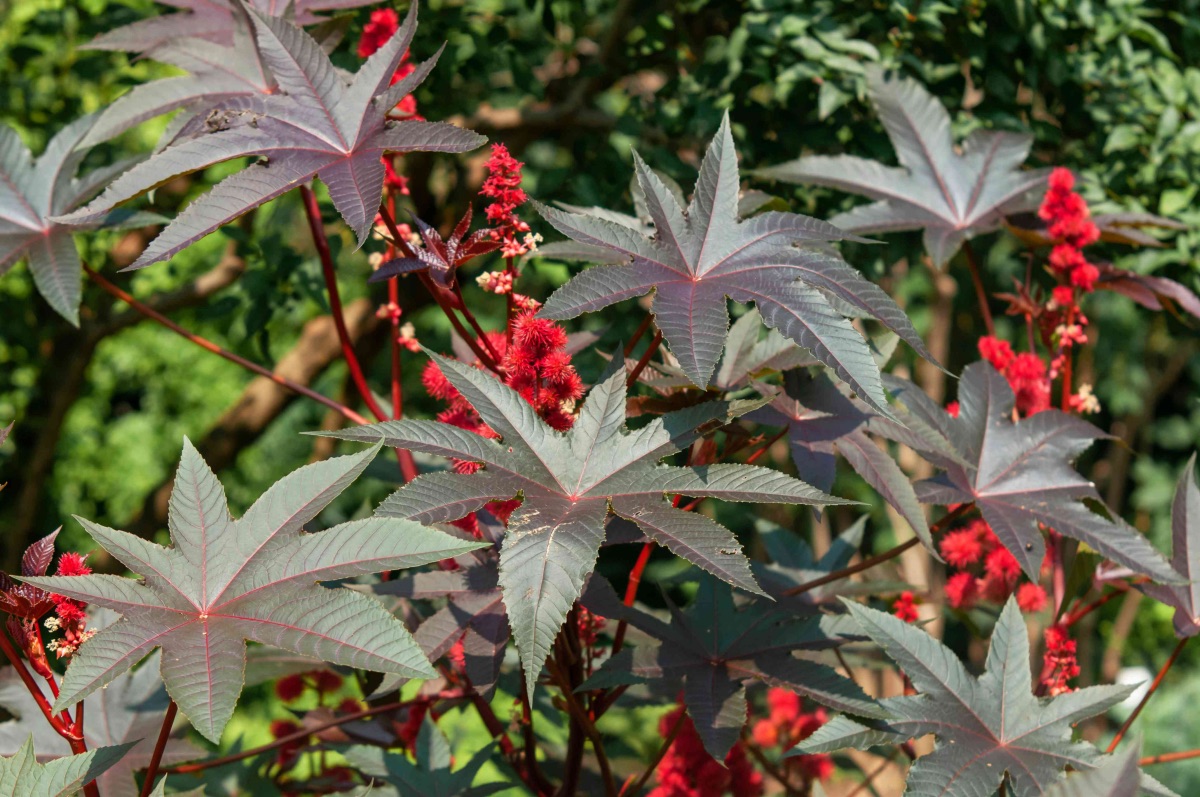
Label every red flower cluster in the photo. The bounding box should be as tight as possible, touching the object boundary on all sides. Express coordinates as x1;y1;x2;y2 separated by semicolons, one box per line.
357;9;399;58
39;552;96;663
978;336;1052;416
1041;623;1081;695
892;591;919;622
421;316;581;534
1040;168;1100;292
648;705;763;797
940;519;1048;613
503;314;585;431
357;9;421;193
576;606;607;651
750;689;833;785
481;144;534;257
273;669;344;703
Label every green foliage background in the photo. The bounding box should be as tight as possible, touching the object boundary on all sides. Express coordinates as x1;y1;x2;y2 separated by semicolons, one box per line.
1;0;1199;791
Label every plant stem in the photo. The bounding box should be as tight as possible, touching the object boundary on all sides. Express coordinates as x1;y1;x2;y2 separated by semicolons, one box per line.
164;696;455;774
140;700;177;797
624;314;652;356
1060;305;1076;411
846;748;900;797
783;538;916;597
376;205;504;371
299;185;390;423
743;737;793;793
744;428;787;465
627;330;663;387
1142;748;1200;766
0;626;79;741
548;656;617;797
611;542;655;655
1108;637;1188;752
781;504;972;597
84;266;368;425
961;241;994;337
621;709;685;796
1065;582;1141;625
519;680;552;795
505;255;516;346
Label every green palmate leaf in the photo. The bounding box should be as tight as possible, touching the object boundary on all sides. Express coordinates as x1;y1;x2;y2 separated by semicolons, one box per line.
798;598;1175;797
756;66;1050;267
343;716;507;797
23;441;485;744
0;736;136;797
0;114;152;324
58;4;485;270
913;362;1179;582
86;0;378;53
748;368;956;549
533;113;934;412
0;623;203;797
1139;454;1200;636
320;353;849;693
579;574;882;759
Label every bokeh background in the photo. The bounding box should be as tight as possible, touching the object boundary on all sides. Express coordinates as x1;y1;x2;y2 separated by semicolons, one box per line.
2;0;1199;791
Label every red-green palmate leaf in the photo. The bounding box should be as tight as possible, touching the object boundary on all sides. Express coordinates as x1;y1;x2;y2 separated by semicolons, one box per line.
1140;455;1200;637
80;11;275;149
23;441;485;744
533;114;935;413
343;716;507;797
58;3;485;271
798;598;1175;796
756;67;1050;267
0;114;156;324
372;546;509;696
748;367;957;549
909;362;1179;583
0;736;136;797
320;354;850;693
85;0;377;54
580;573;883;759
0;641;203;797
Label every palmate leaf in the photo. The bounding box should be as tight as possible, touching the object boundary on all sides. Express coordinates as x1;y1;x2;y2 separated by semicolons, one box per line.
81;12;275;148
0;621;203;797
533;113;934;412
579;574;882;759
798;598;1175;797
59;4;485;270
1043;743;1174;797
748;368;955;549
0;736;135;797
321;353;848;693
0;114;153;324
911;362;1178;582
343;716;506;797
1139;455;1200;636
23;441;485;744
751;516;891;606
86;0;379;53
756;67;1050;267
371;544;509;695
